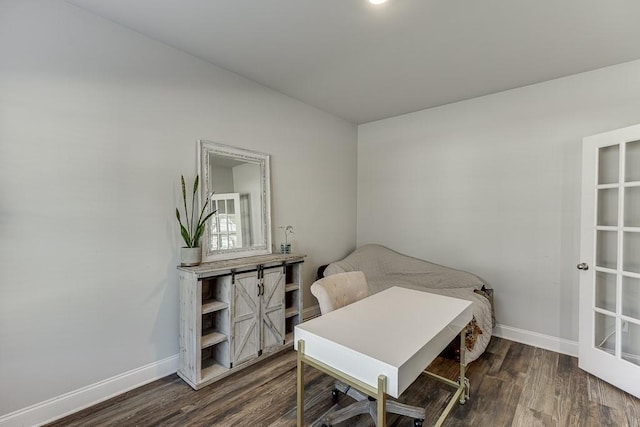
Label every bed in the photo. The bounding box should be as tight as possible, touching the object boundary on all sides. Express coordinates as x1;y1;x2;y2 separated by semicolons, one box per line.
322;244;495;364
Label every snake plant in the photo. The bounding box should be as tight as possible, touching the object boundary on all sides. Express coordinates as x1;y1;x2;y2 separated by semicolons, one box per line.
175;175;216;248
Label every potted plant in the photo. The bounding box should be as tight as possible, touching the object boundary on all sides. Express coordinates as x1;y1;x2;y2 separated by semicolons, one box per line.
176;175;216;266
278;225;294;254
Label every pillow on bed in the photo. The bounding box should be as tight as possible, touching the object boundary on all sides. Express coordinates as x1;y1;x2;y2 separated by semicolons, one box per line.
323;262;346;276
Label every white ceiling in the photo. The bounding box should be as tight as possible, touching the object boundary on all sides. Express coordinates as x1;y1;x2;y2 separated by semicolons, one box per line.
68;0;640;124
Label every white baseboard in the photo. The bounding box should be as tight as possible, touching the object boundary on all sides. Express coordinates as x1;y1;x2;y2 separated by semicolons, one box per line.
493;323;578;357
0;355;178;427
1;306;321;427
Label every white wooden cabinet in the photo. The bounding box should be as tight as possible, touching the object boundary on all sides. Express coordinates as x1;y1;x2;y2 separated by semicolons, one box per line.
177;253;304;390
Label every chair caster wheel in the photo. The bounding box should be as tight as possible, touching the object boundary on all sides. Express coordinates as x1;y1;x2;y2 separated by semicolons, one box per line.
321;424;331;427
414;419;424;427
331;388;339;403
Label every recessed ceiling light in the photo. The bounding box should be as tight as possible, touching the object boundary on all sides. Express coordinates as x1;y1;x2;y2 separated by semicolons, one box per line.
369;0;388;4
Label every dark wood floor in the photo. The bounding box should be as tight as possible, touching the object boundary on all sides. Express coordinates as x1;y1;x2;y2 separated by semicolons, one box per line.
48;337;640;426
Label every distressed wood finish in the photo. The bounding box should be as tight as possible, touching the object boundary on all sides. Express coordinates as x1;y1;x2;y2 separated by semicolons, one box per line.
178;254;304;390
178;271;200;385
261;267;286;354
231;271;260;366
177;253;306;279
47;337;640;427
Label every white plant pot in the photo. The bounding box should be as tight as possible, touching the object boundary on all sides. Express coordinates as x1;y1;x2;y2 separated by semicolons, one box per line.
180;247;202;266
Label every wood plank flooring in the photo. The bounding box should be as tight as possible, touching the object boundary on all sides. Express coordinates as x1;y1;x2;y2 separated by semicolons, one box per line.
47;338;640;426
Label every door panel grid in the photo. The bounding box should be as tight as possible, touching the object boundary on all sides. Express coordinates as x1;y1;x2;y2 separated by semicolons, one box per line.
581;125;640;398
590;137;640;368
210;193;243;251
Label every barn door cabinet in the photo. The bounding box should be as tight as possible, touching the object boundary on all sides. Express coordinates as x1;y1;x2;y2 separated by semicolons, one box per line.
177;253;304;390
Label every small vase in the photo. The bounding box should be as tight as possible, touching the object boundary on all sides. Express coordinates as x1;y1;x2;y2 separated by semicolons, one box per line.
280;243;291;254
180;247;202;266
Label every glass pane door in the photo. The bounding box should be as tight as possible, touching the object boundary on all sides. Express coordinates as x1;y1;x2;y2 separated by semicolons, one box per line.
580;124;640;398
621;140;640;366
209;193;243;251
594;139;640;365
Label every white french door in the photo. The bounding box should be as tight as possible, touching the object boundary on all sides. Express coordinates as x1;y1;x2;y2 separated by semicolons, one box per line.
209;193;243;250
579;124;640;398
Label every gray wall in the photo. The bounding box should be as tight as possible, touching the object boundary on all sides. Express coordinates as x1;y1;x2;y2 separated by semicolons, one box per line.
233;162;262;246
357;59;640;343
211;166;235;194
0;0;356;417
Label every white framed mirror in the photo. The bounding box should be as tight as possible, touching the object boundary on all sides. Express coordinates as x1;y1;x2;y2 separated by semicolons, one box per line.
198;140;272;261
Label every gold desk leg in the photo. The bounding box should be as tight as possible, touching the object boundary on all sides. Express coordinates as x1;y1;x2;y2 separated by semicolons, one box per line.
296;339;387;426
434;328;469;427
377;375;386;427
297;340;305;427
459;328;467;404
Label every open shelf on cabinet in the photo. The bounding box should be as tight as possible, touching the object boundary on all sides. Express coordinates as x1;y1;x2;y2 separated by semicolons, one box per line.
201;358;229;381
202;299;229;314
285;307;298;318
284;331;294;346
283;262;301;347
285;283;299;292
201;331;227;349
285;313;299;336
200;278;231;374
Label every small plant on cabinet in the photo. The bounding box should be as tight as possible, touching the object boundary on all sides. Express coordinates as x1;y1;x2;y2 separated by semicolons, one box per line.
278;225;294;254
176;175;216;266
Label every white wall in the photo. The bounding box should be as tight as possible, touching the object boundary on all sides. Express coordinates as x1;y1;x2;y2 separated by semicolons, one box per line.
0;0;356;421
358;59;640;344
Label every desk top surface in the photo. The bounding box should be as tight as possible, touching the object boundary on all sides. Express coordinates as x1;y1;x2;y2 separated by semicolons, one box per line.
295;286;473;397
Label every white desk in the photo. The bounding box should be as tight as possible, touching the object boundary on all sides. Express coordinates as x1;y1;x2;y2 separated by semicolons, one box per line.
295;286;473;426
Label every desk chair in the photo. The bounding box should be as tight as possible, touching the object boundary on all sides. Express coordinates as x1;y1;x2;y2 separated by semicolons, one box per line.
310;272;426;427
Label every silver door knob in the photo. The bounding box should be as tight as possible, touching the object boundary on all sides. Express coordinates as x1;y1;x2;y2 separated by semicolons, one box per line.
577;263;589;270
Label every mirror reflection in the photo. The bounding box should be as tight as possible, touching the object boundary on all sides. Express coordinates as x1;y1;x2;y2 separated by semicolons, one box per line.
199;140;272;261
